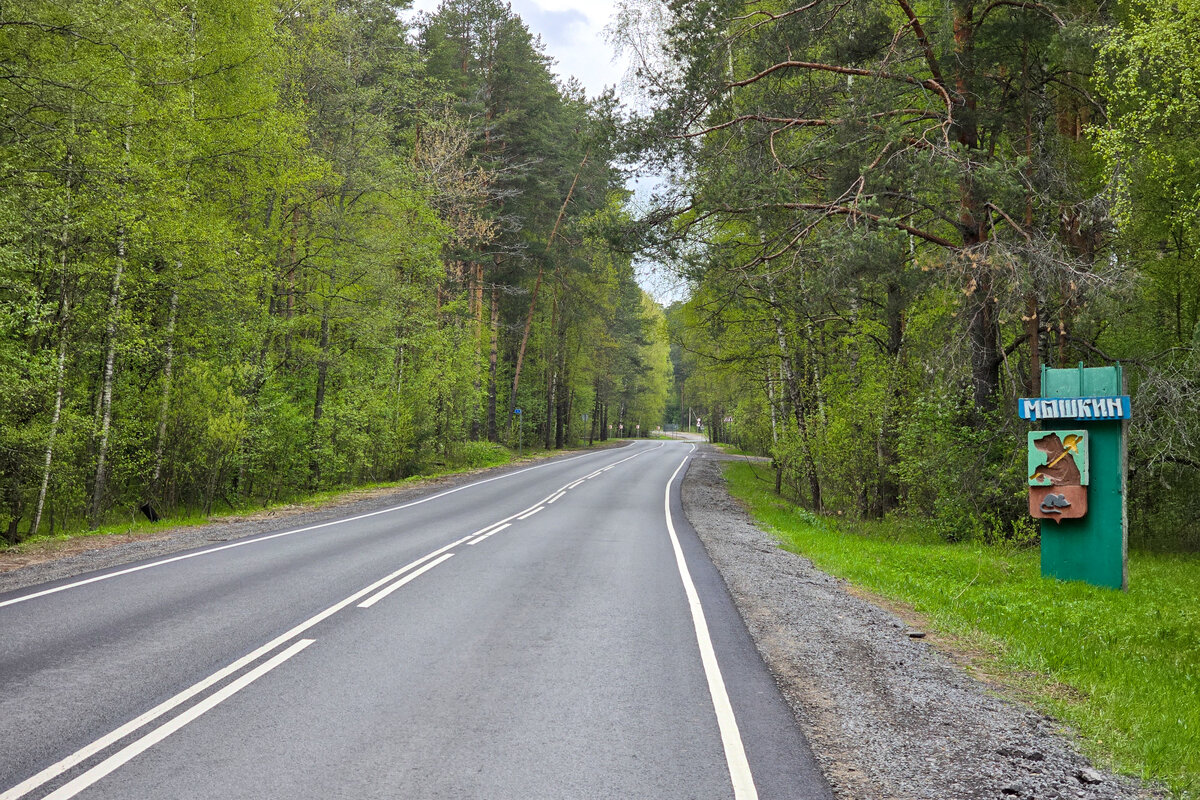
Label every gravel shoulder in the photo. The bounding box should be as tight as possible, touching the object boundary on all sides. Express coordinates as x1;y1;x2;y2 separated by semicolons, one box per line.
681;450;1163;800
0;443;1166;800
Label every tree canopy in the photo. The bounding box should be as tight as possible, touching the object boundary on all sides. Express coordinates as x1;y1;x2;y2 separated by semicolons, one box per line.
0;0;669;542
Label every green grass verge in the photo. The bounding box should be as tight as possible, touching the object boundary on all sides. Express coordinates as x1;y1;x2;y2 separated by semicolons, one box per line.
724;461;1199;797
712;442;759;456
5;442;516;554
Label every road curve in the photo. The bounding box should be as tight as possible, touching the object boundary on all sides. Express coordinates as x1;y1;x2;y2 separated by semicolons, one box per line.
0;441;830;800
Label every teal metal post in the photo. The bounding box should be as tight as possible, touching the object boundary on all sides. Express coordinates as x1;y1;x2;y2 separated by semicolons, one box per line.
1037;364;1128;590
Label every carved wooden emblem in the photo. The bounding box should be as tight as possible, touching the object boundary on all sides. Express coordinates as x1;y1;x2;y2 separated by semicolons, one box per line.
1028;430;1089;521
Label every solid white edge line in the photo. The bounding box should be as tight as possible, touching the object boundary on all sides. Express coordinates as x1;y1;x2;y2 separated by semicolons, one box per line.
516;506;544;520
0;449;607;610
42;639;315;800
663;445;758;800
358;553;455;608
0;538;469;800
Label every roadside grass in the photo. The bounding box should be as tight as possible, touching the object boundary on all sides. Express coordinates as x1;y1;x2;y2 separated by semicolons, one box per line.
724;461;1200;798
712;442;758;457
4;442;516;556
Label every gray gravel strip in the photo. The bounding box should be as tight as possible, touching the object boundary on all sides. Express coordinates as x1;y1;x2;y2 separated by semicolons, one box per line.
681;450;1163;800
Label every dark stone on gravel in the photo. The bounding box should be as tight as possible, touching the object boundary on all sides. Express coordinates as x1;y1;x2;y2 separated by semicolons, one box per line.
679;451;1163;800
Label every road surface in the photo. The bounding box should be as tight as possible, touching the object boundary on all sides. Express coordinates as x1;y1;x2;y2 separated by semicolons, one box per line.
0;441;829;799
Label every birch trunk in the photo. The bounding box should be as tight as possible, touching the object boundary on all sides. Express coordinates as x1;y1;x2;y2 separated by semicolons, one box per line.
33;294;69;536
150;282;179;494
89;107;132;528
89;243;125;528
33;125;75;536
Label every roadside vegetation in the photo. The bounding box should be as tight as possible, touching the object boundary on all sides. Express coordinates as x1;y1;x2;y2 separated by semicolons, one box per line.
2;436;639;558
726;461;1199;797
619;0;1200;552
3;440;512;554
0;0;671;545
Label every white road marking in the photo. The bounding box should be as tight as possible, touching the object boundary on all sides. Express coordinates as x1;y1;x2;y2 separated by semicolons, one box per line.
517;506;544;520
565;480;584;490
663;445;758;800
358;553;455;608
1;442;663;797
0;450;605;610
546;492;566;504
467;523;510;545
41;639;315;800
467;520;508;538
0;537;470;800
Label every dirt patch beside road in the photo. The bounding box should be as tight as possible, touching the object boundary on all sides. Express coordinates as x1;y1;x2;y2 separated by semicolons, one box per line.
681;451;1161;800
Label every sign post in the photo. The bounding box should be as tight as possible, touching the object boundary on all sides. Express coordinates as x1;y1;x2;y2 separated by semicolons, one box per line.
1019;363;1129;590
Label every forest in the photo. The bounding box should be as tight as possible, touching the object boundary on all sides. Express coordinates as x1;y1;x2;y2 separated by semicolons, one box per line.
0;0;671;542
2;0;1197;551
615;0;1200;549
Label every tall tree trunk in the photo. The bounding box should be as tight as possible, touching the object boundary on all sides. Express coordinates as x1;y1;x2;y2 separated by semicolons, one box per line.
509;152;588;416
149;281;179;499
1026;292;1041;396
487;282;499;441
470;260;483;440
952;1;1001;415
967;271;1000;412
310;297;331;489
90;241;125;528
767;280;822;510
766;365;778;445
510;265;542;419
90;111;132;529
34;129;75;537
33;293;70;537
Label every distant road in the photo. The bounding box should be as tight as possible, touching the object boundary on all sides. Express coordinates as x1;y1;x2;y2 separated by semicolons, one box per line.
0;441;829;800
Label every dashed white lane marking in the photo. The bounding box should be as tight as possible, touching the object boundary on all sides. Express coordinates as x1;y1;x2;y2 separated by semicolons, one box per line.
0;442;667;799
468;520;509;538
546;492;566;504
663;445;758;800
0;532;471;800
41;639;315;800
0;451;605;610
467;523;511;545
358;553;456;608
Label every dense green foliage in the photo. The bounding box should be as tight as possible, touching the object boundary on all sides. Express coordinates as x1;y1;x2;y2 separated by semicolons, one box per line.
619;0;1200;548
0;0;669;542
726;461;1200;794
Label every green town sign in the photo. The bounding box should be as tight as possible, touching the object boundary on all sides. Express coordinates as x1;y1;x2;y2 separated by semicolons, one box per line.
1019;364;1129;590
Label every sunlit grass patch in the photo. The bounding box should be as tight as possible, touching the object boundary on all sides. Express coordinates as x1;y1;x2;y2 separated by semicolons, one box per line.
724;461;1199;798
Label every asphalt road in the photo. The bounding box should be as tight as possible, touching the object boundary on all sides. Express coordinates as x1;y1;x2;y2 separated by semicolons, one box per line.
0;441;830;800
